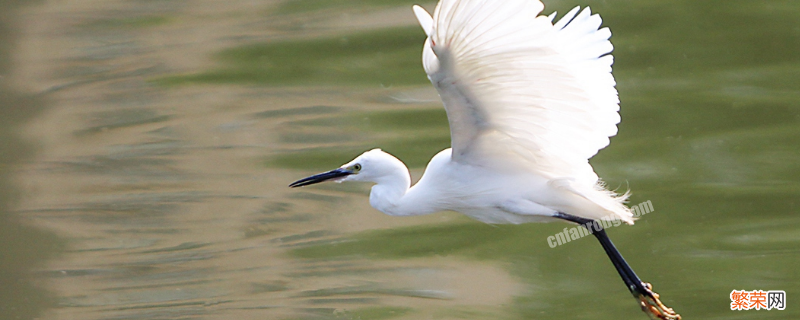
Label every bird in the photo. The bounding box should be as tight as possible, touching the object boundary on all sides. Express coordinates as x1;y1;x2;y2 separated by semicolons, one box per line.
290;0;680;319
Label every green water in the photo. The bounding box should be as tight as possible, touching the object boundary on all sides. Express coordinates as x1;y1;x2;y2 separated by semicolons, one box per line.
0;2;61;320
261;1;800;319
4;0;799;319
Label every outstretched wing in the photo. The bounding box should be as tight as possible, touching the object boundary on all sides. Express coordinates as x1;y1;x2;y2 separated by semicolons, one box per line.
413;0;619;186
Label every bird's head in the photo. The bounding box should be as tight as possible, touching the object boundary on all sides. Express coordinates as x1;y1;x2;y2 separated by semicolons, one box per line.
289;148;408;188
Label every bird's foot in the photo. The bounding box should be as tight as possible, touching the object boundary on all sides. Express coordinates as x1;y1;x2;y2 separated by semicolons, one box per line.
636;282;681;320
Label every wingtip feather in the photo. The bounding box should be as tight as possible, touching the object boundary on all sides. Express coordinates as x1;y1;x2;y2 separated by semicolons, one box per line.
553;6;580;29
412;5;434;37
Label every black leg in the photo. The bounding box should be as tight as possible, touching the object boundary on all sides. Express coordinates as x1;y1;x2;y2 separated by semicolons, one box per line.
554;213;649;296
554;212;681;320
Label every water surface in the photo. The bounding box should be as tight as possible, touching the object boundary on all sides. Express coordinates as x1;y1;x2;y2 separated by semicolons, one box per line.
5;0;800;319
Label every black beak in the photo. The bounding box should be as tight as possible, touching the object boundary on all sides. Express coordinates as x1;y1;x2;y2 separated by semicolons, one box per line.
289;168;353;188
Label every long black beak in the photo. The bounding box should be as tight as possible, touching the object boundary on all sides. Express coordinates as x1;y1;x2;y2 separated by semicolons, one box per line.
289;168;353;188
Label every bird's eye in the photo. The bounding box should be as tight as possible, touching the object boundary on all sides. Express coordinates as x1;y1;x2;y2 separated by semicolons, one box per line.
353;164;362;171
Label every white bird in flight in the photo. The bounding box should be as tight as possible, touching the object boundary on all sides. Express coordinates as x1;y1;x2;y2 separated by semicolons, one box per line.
290;0;680;319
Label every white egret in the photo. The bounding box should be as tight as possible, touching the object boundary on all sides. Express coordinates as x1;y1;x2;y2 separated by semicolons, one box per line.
290;0;680;319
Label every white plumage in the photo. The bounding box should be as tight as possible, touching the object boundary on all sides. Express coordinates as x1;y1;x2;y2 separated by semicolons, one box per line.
412;0;632;223
292;0;633;224
290;2;683;318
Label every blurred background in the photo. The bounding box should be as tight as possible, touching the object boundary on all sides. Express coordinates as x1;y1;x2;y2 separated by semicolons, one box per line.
1;0;798;319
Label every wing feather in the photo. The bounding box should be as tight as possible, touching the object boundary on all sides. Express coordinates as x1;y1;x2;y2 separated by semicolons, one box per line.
415;0;620;187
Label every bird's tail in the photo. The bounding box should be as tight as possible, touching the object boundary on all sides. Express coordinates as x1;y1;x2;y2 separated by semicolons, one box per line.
549;178;634;224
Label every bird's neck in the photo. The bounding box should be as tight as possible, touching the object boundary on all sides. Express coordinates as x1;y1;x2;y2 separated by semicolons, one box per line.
368;166;413;216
